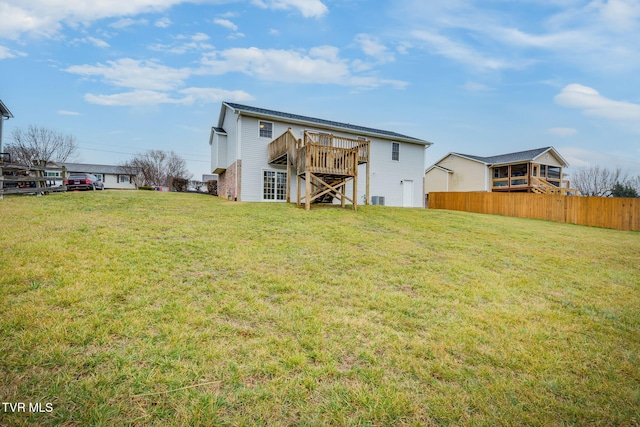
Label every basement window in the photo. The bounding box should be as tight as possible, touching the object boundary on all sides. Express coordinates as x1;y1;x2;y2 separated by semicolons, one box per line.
259;121;273;138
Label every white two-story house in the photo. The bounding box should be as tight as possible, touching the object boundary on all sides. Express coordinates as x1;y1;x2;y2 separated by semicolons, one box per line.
209;102;432;208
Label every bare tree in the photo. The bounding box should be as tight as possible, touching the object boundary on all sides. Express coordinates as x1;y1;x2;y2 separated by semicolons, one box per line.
121;149;192;188
6;125;77;166
571;166;629;197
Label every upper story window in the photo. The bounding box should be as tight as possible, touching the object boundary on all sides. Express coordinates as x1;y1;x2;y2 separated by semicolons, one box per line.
391;142;400;161
259;121;273;138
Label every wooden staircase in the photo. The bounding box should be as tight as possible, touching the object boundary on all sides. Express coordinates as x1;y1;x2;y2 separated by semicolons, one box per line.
268;129;370;210
531;176;579;196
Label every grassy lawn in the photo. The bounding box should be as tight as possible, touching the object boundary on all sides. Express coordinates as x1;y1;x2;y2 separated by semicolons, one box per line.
1;190;639;426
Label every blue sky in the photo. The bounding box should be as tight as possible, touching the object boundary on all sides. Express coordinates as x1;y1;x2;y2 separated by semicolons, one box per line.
1;0;640;180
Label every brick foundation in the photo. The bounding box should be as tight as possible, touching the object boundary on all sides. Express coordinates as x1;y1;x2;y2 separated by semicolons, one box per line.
217;160;242;201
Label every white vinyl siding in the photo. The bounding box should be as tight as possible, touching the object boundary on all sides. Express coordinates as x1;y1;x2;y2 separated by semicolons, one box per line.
234;113;426;207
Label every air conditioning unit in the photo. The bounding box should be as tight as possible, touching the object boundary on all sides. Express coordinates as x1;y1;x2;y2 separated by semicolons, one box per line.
371;196;385;206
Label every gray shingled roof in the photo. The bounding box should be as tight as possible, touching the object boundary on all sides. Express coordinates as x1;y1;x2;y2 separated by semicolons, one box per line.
223;102;431;145
454;147;556;165
60;162;139;175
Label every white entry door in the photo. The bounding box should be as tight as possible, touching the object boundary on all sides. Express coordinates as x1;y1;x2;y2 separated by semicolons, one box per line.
402;180;413;207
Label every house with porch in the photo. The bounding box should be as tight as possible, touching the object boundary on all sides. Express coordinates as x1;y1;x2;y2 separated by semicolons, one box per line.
209;102;432;209
425;147;578;196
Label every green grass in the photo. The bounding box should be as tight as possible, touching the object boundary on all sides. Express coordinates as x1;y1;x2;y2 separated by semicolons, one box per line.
1;190;639;426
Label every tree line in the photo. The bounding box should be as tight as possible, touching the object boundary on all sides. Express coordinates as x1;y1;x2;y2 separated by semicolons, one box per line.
3;125;200;191
572;166;640;198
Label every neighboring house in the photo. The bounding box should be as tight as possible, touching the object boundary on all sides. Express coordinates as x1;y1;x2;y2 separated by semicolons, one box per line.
209;102;432;208
47;162;140;190
425;147;577;196
0;98;14;155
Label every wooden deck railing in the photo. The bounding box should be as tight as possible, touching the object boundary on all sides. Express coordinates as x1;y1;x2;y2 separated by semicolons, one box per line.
296;145;358;176
530;177;578;196
491;176;579;196
303;132;369;164
267;128;299;164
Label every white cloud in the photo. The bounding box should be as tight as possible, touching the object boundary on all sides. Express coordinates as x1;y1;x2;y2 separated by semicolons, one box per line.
149;33;214;54
548;127;578;136
411;30;524;70
598;0;640;32
198;45;405;89
58;110;80;116
0;45;27;59
83;87;253;106
354;34;394;63
155;17;172;28
555;84;640;121
191;32;210;42
199;46;350;83
399;0;640;72
86;37;110;48
84;90;183;106
562;146;640;175
66;58;191;91
109;18;148;29
213;18;238;31
179;87;254;103
0;0;327;39
251;0;328;18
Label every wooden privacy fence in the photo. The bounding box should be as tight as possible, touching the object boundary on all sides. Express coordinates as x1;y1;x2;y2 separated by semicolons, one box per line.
428;192;640;231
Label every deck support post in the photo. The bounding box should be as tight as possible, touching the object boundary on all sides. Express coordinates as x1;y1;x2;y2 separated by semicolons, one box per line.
305;170;311;211
353;153;358;211
286;153;291;203
365;158;370;205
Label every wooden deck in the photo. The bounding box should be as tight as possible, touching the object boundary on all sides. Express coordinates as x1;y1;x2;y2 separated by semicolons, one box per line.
267;130;370;210
491;176;578;195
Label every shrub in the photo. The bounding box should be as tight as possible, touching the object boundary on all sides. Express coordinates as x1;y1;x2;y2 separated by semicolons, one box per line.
172;177;189;192
206;180;218;196
139;186;154;191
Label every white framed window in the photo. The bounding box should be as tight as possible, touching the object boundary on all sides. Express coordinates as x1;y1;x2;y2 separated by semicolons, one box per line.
263;170;287;201
118;175;131;184
259;121;273;138
94;173;104;182
44;171;61;177
392;142;400;161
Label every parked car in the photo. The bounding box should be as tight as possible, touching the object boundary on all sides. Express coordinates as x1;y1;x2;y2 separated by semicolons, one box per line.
65;173;104;191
